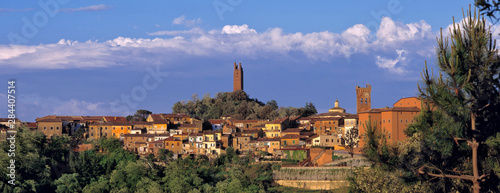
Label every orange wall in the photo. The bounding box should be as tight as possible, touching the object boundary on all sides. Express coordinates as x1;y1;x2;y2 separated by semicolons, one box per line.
381;111;419;144
359;110;419;147
111;125;131;138
358;112;381;147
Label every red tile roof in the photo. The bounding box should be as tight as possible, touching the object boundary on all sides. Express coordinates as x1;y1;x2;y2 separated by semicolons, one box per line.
282;128;302;133
209;119;224;125
281;134;300;139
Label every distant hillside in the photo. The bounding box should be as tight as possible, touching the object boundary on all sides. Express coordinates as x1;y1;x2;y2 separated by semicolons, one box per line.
172;90;317;121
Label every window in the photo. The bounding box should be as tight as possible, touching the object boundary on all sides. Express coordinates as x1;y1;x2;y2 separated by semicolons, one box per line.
51;127;53;130
113;127;115;130
56;127;59;130
44;127;46;130
105;127;108;130
383;120;385;123
365;98;367;103
293;140;295;144
406;120;408;123
388;119;390;123
121;127;123;130
388;133;391;139
360;98;363;104
113;133;116;136
91;133;93;136
105;133;107;136
326;139;329;142
401;120;403;123
91;127;94;130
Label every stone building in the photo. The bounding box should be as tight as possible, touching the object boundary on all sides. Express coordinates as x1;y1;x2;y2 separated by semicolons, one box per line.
356;84;371;113
233;62;243;91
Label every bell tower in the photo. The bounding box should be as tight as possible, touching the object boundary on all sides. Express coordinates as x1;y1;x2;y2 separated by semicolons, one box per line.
356;84;371;113
233;62;243;91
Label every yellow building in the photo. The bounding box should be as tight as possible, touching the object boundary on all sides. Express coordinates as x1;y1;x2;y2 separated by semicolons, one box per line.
149;119;169;134
264;130;281;138
110;123;132;138
264;117;288;131
202;130;221;142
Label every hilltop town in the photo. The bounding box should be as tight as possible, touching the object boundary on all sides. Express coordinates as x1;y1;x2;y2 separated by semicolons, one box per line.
0;63;430;167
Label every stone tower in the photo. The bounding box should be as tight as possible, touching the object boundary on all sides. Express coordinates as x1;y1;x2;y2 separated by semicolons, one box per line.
356;84;371;113
233;62;243;91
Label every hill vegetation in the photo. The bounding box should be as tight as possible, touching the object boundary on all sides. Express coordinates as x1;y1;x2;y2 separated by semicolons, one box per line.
172;90;317;121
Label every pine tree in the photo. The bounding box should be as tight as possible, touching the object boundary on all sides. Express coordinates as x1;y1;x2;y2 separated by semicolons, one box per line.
413;6;500;192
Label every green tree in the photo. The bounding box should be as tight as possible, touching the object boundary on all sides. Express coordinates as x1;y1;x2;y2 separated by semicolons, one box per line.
54;173;83;193
343;126;359;158
475;0;500;24
127;109;152;121
413;7;500;192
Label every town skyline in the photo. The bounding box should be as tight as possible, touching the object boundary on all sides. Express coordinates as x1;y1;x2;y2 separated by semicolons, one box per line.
0;1;491;122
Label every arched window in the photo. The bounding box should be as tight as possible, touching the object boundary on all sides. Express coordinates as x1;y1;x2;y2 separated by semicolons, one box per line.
360;98;363;104
365;98;367;103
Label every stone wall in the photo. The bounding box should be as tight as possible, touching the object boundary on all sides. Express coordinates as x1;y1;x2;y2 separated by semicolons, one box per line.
273;167;351;181
275;180;348;190
273;167;352;190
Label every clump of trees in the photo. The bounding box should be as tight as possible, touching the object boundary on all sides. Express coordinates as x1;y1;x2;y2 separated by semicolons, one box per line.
172;90;317;121
126;109;153;122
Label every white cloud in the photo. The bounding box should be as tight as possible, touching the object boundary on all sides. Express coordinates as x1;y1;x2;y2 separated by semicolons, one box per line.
443;17;500;40
376;49;408;75
59;4;112;13
172;15;202;27
375;17;432;44
221;24;257;34
0;17;435;75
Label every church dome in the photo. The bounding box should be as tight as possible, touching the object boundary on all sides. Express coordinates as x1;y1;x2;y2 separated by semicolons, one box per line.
328;99;346;113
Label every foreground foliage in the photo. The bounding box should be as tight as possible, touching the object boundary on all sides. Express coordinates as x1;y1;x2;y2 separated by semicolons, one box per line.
0;129;282;193
350;7;500;193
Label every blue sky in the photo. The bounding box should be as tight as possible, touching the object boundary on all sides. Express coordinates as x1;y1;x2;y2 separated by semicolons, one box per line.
0;1;491;122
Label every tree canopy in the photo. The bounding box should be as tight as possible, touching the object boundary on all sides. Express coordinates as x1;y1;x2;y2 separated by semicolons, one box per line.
172;90;317;121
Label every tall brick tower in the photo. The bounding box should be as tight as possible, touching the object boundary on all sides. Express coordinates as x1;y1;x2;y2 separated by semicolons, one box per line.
233;62;243;91
356;84;371;113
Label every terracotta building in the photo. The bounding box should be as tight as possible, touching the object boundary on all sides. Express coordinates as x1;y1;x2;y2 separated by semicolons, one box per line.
233;62;243;91
358;97;426;147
